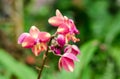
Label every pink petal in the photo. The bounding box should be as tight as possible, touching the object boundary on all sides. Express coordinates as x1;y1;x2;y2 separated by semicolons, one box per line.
57;34;66;47
64;45;71;52
18;33;30;44
58;58;62;70
61;57;74;72
64;45;80;56
50;45;61;55
63;53;79;61
71;45;80;55
48;16;63;26
29;26;40;39
57;23;69;34
68;19;79;34
73;26;79;34
56;9;64;18
21;35;35;48
38;32;51;42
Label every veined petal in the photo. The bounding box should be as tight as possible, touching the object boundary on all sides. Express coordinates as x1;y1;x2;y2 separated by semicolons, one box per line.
21;35;35;48
63;53;79;61
64;45;80;56
18;33;30;44
64;45;71;53
61;57;74;72
48;16;63;26
57;23;69;34
38;32;51;42
71;45;80;55
29;26;40;39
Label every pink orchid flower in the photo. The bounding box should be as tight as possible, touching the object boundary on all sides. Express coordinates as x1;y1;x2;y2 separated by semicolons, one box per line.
64;45;80;56
48;9;80;43
59;53;79;72
18;26;51;56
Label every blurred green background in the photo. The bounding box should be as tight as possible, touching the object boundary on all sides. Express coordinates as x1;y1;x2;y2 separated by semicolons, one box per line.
0;0;120;79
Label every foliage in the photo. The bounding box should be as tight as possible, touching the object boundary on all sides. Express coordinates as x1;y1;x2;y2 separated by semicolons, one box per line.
0;0;120;79
0;49;37;79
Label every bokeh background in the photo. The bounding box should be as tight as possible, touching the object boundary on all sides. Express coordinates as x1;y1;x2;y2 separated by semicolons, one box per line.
0;0;120;79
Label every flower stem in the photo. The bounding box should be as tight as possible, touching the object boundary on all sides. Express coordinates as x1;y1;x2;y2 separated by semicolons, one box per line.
37;36;54;79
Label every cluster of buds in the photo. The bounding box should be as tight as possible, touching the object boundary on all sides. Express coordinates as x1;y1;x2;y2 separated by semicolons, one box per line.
18;9;80;72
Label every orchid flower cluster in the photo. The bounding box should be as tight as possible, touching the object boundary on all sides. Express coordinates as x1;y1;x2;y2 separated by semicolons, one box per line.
18;9;80;72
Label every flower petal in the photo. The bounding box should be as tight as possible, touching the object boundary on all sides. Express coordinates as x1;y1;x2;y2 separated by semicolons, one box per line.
32;45;41;56
64;45;80;55
60;57;74;72
50;45;61;55
21;35;35;48
63;53;79;61
18;33;30;44
40;43;47;51
31;43;47;56
29;26;40;39
56;9;63;18
57;23;69;34
57;34;66;47
73;26;79;34
48;16;63;26
71;45;80;55
71;35;80;43
58;57;62;71
67;19;79;34
64;45;71;52
38;32;51;42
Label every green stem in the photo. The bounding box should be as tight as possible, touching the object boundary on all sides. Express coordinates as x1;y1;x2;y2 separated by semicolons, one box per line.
37;36;54;79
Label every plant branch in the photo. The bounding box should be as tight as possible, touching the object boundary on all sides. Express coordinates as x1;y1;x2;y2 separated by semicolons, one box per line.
37;36;54;79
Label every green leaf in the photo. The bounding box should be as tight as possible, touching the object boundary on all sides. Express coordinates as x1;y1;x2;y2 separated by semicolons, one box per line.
0;49;37;79
81;66;92;79
87;1;111;39
0;75;7;79
105;12;120;44
101;62;115;79
109;46;120;70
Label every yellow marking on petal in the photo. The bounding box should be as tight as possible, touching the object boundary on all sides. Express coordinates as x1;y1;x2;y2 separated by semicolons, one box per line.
22;42;27;47
71;35;80;42
40;43;47;51
33;43;41;56
34;46;38;56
